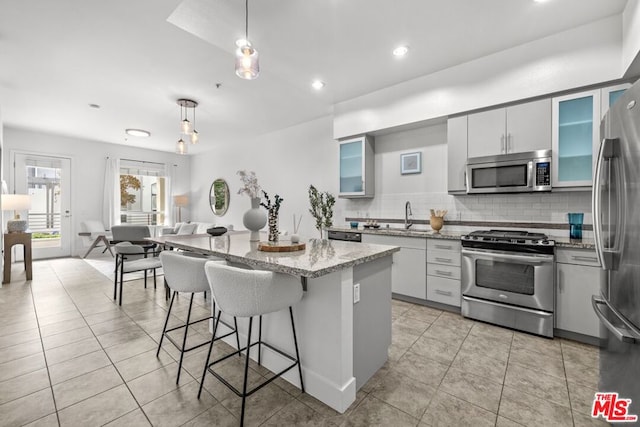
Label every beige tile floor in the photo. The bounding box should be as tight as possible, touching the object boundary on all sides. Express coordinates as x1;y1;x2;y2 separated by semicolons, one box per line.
0;257;608;426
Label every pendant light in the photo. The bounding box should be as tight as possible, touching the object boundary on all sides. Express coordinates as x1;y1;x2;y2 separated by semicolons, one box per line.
176;138;188;154
176;99;199;153
190;106;199;144
235;0;259;80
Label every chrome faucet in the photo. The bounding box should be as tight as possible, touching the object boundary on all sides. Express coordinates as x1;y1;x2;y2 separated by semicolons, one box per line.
405;201;413;229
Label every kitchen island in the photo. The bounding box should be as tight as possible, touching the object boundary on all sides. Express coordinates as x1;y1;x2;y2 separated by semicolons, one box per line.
150;232;399;413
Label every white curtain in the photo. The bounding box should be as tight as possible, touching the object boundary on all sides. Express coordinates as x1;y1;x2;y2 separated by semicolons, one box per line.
164;163;174;226
103;157;120;229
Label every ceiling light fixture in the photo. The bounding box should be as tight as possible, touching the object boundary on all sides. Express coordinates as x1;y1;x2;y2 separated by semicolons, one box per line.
235;0;259;80
393;46;409;57
176;98;199;154
311;80;325;90
125;128;151;138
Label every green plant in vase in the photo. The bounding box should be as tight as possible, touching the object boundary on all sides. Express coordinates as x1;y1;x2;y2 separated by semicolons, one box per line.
308;185;335;239
260;190;284;243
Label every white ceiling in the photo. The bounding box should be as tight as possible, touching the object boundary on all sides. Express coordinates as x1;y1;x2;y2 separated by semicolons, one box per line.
0;0;628;154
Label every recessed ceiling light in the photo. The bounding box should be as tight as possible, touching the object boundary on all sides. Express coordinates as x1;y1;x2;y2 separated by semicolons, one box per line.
393;46;409;57
125;129;151;138
311;80;325;90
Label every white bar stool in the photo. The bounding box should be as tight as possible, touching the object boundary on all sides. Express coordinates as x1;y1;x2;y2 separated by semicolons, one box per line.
157;251;240;383
198;262;304;426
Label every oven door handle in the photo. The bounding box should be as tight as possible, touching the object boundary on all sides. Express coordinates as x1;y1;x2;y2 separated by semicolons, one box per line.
461;248;553;264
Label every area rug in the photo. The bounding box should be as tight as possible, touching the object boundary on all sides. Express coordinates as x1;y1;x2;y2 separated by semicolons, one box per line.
82;251;163;282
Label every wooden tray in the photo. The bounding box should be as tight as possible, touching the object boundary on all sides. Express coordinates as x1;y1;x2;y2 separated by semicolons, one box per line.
258;242;306;252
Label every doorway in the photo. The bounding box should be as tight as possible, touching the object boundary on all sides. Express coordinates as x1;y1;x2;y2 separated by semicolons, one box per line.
12;153;72;259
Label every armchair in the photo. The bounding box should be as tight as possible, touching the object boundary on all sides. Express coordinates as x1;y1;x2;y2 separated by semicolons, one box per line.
79;220;113;258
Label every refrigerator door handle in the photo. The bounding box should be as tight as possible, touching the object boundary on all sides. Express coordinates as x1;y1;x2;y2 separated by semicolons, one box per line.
593;138;607;268
592;295;640;344
592;137;620;270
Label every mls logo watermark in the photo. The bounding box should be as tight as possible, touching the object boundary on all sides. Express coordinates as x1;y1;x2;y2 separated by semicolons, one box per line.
592;392;638;422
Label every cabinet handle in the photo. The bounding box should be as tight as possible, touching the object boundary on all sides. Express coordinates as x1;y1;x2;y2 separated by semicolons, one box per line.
463;171;467;188
571;255;598;262
435;257;452;263
435;270;453;276
500;134;505;153
435;244;452;250
507;133;512;153
435;289;453;296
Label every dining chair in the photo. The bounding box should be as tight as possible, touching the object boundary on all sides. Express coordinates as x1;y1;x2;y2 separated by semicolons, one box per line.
113;242;162;306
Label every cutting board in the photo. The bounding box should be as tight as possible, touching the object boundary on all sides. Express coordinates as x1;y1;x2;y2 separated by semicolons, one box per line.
257;242;306;252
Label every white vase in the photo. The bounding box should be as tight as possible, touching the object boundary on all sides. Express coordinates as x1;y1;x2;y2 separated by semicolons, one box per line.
243;197;267;241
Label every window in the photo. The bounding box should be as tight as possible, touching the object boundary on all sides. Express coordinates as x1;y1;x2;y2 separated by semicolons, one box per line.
119;161;167;225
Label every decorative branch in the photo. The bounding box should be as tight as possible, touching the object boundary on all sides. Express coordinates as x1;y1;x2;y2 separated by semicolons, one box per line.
260;190;283;216
236;170;261;198
308;185;335;237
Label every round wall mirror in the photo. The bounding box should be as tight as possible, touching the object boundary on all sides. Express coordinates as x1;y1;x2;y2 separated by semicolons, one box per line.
209;178;230;216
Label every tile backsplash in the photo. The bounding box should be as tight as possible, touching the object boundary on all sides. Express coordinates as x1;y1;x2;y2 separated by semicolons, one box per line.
340;191;592;233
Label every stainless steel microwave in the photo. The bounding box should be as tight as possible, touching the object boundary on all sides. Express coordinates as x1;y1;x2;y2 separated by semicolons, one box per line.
466;150;552;194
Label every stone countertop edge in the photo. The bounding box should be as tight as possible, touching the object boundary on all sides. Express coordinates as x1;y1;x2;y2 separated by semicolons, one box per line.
223;246;401;279
328;227;596;249
160;237;400;279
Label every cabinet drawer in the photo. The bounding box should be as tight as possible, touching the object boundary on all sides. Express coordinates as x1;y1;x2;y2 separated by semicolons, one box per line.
427;263;461;280
361;234;426;250
427;239;461;253
427;250;461;266
427;276;461;307
556;249;600;267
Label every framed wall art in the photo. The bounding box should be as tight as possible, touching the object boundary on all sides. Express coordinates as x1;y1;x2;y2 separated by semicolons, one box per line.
401;152;422;175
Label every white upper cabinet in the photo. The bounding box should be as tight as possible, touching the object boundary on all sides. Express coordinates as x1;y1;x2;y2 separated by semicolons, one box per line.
552;89;600;188
467;109;505;158
447;116;468;193
468;99;551;158
339;135;374;198
505;99;552;154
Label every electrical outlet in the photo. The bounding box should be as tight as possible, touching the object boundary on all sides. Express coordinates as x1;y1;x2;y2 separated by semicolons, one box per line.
353;283;360;304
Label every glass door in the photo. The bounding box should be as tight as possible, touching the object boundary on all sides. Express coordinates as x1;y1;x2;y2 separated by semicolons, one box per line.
13;153;72;259
601;83;631;119
339;138;364;195
552;89;600;187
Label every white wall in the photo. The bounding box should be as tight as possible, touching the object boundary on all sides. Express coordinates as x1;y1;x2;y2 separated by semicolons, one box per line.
2;127;191;256
333;15;623;139
623;0;640;77
190;116;339;239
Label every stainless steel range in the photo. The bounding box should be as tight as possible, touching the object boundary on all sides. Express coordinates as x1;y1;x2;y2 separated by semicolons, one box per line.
460;230;555;337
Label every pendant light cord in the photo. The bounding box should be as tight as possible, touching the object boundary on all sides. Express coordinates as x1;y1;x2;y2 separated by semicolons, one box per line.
245;0;249;40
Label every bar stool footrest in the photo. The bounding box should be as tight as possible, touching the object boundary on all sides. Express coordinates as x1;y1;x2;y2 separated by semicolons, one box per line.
205;340;300;398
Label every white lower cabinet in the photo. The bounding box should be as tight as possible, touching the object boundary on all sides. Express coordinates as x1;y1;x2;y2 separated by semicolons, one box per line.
426;239;461;307
361;234;426;299
555;248;605;338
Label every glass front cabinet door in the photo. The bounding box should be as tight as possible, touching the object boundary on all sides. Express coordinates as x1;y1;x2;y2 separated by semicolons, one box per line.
339;135;374;198
552;89;600;188
601;83;631;119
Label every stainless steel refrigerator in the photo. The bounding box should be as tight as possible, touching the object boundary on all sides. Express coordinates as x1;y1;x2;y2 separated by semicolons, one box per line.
592;78;640;421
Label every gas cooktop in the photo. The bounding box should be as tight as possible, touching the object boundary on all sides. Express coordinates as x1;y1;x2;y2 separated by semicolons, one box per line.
461;229;555;253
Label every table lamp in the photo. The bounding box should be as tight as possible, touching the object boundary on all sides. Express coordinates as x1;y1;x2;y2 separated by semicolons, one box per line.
174;195;188;223
2;194;32;233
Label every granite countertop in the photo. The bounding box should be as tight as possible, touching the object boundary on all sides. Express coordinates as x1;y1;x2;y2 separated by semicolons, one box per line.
328;226;596;249
553;237;596;250
329;226;461;240
150;231;400;278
